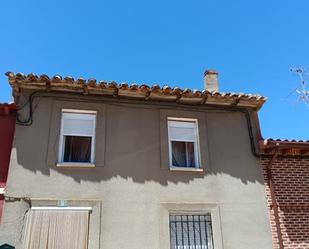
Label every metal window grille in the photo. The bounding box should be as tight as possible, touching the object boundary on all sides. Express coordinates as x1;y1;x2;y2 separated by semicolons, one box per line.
169;214;214;249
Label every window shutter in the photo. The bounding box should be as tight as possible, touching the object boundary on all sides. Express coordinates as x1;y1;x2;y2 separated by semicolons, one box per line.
62;113;95;136
168;121;196;142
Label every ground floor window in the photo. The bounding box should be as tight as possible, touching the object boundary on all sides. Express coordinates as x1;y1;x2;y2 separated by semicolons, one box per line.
169;214;214;249
23;209;89;249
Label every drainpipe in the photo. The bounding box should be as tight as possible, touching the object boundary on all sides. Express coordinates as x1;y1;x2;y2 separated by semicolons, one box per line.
265;150;284;249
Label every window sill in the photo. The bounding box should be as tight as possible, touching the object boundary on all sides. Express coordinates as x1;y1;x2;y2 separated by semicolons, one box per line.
56;163;95;168
169;166;204;173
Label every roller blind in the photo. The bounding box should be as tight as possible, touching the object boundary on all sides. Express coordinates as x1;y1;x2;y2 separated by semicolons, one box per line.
62;113;95;136
168;121;197;142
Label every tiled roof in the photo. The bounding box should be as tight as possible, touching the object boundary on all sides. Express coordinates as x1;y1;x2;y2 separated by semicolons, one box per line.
5;72;266;109
266;138;309;143
259;139;309;156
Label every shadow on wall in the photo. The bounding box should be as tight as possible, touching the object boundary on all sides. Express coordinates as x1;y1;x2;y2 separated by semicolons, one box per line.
11;98;264;186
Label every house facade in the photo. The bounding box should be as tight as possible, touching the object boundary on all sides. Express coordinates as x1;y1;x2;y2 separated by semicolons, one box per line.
0;71;273;249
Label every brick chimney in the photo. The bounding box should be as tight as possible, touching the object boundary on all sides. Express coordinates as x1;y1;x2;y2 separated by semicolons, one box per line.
204;70;219;92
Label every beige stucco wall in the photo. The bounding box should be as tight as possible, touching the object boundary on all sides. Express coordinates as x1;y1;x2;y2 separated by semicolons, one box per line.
0;93;273;249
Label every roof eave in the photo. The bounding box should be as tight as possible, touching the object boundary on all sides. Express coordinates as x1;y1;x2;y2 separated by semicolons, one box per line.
6;72;267;110
259;139;309;156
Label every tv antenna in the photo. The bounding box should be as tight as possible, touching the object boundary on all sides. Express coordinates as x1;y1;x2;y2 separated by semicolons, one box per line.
290;67;309;106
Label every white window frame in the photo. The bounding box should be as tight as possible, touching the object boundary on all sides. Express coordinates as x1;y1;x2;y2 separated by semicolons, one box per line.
57;109;97;167
167;117;201;170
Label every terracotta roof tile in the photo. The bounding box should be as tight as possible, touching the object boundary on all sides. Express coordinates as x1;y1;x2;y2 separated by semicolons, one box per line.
5;71;267;109
259;139;309;156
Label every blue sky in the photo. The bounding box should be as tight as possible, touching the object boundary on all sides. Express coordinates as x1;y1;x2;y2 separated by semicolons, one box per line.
1;0;308;140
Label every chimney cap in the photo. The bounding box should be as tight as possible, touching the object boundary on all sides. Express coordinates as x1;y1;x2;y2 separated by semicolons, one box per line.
204;70;218;76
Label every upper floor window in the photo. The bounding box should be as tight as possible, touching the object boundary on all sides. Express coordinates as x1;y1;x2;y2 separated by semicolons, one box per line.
167;118;200;169
58;109;96;165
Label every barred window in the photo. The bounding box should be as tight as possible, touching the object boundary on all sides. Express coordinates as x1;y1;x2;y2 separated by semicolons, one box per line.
169;214;214;249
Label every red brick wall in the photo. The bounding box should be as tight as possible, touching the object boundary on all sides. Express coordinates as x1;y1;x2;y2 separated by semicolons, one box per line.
261;157;309;249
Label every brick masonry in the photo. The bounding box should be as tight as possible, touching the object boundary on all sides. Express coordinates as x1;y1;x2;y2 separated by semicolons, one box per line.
261;156;309;249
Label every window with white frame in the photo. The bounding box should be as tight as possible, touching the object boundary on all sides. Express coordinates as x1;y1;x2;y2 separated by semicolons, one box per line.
168;118;200;168
169;214;214;249
58;109;96;164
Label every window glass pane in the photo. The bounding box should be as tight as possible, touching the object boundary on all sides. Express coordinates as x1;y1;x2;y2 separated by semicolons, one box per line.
63;136;92;163
169;214;214;249
172;141;195;167
172;141;186;167
186;142;196;167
